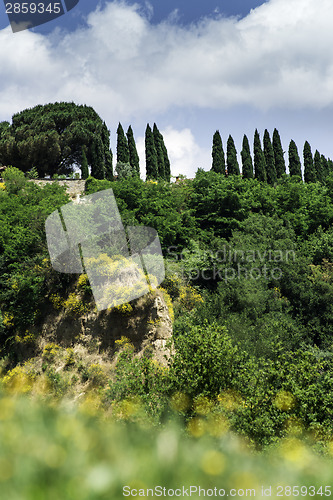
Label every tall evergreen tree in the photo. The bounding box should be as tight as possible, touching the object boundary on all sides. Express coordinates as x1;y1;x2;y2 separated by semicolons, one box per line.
263;130;277;185
153;124;165;180
272;128;286;178
80;147;89;180
288;140;302;179
321;155;329;181
328;158;333;177
102;122;113;181
253;129;267;182
241;134;253;179
314;150;323;183
126;125;140;176
161;136;171;183
226;135;240;175
211;130;225;174
117;123;129;164
303;141;316;183
91;136;105;179
145;124;158;180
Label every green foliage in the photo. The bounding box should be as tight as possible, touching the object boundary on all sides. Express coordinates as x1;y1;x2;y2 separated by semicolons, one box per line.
153;123;165;180
304;141;316;183
240;134;253;179
115;162;136;180
80;147;89;180
272;128;286;178
145;124;158;180
253;129;267;182
2;166;27;194
226;135;240;176
0;102;111;178
314;150;323;183
263;129;277;185
211;130;225;174
126;125;140;175
288;140;302;179
116;123;129;164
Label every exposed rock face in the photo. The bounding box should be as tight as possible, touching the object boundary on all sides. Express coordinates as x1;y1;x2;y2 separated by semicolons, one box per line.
39;290;173;366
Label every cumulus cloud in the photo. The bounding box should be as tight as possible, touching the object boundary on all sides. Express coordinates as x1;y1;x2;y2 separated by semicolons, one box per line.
136;127;210;179
0;0;333;123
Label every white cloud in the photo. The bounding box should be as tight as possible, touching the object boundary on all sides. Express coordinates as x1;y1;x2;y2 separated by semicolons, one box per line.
1;0;333;176
1;0;333;122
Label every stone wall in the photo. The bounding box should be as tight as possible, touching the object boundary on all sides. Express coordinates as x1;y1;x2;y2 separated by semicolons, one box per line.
29;179;86;201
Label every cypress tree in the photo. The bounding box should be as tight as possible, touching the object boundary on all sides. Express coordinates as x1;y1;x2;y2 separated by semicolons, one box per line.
253;129;267;182
272;128;286;178
126;125;140;176
314;150;323;183
241;134;253;179
263;130;277;185
211;130;225;174
321;155;329;181
81;147;89;179
288;140;302;179
226;135;240;175
90;136;105;179
117;123;130;164
161;137;171;183
145;124;158;180
328;158;333;177
102;122;113;181
303;141;316;183
153;123;165;180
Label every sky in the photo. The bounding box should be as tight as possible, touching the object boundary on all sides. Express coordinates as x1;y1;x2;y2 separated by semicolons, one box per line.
1;0;333;178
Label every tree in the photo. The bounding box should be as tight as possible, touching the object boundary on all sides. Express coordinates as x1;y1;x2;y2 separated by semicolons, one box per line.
272;129;286;178
211;131;225;174
253;129;267;182
303;141;316;183
161;135;171;183
0;102;111;178
226;135;240;176
102;122;113;181
321;155;329;182
145;124;158;180
263;130;277;185
2;166;27;194
90;136;105;180
117;123;130;165
81;147;89;180
241;135;253;179
115;162;136;180
314;150;323;183
153;123;165;180
288;140;302;179
126;126;140;176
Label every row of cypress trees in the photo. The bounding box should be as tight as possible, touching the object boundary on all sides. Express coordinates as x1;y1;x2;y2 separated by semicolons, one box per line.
145;124;171;182
115;123;171;182
212;129;333;184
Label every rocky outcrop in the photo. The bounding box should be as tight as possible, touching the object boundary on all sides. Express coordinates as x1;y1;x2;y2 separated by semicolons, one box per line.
39;290;173;366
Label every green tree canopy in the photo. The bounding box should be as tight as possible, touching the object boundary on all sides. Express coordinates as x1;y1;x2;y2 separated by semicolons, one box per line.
145;124;158;180
0;102;112;178
241;134;253;179
263;130;277;185
153;124;166;180
126;126;140;176
211;130;225;174
226;135;240;176
116;123;130;165
304;141;316;183
272;129;286;178
288;140;302;179
254;129;267;182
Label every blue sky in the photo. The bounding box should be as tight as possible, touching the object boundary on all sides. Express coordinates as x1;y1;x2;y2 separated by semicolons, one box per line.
1;0;333;178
